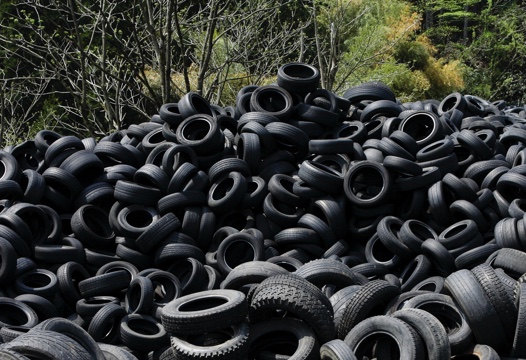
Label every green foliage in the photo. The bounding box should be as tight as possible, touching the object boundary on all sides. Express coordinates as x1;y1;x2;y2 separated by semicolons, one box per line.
26;96;66;141
460;1;526;102
394;40;430;70
328;0;464;101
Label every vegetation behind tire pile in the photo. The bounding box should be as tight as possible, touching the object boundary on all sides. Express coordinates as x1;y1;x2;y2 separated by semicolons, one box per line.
0;0;524;144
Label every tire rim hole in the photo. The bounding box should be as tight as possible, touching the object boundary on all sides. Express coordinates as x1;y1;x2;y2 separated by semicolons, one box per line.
402;115;436;143
354;333;400;359
212;177;235;200
224;240;255;269
0;305;30;326
179;296;228;312
220;211;249;230
283;64;315;79
21;273;51;288
252;332;298;357
126;209;154;228
372;237;396;263
441;97;459;112
182;120;212;141
258;92;287;112
188;329;233;346
127;318;160;335
349;167;385;200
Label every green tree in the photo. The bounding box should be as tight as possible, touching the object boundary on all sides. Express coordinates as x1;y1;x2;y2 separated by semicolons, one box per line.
462;1;526;103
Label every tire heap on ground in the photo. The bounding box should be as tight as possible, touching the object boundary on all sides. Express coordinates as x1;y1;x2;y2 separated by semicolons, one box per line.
0;62;525;359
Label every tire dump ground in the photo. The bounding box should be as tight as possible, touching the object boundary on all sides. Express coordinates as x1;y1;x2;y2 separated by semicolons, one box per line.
0;62;526;359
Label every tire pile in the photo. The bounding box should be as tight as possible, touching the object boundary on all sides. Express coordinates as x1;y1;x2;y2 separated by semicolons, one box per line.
0;62;525;359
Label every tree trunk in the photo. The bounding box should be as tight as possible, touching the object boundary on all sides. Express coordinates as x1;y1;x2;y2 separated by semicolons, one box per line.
463;5;469;45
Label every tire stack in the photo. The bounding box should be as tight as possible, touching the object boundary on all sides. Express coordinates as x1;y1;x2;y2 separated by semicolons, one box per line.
0;62;524;358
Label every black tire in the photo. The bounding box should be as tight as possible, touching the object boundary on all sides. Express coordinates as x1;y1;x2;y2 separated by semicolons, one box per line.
207;172;247;214
215;232;265;275
342;83;396;103
96;260;139;278
337;280;401;339
512;282;526;358
119;314;169;352
178;92;215;118
159;103;184;125
43;135;84;165
492;248;526;278
391;308;451;360
452;344;501;359
154;243;205;269
94;141;142;168
170;321;249;360
161;144;198;178
78;270;131;298
421;239;456;277
343;315;424;360
56;261;91;309
294;258;368;289
60;149;104;185
297;160;344;195
87;303;127;344
14;294;57;322
125;276;155;315
471;263;517;340
249;317;320;360
34;317;106;360
343;160;392;208
277;63;320;97
135;213;181;254
309;139;354;155
98;343;139;360
114;204;159;239
236;132;261;175
378;137;415;160
76;296;120;318
320;339;357;360
71;204;114;249
161;289;247;335
175;114;224;156
438;92;467;115
383;155;422;176
455;244;501;270
297;103;340;128
265;122;310;161
438;219;479;250
310;196;348;240
0;325;31;343
399;219;437;254
444;269;508;351
14;269;59;301
330;285;362;330
410;276;445;293
239;120;278;158
267;174;305;208
0;237;16;286
166;258;208;295
0;297;39;329
220;261;288;290
377;215;413;259
249;274;336;343
146;270;182;310
360;100;402;123
416;138;455;162
1;330;93;360
399;254;433;292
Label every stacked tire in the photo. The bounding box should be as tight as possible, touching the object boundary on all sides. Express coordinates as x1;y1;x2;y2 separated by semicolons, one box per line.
0;62;525;358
